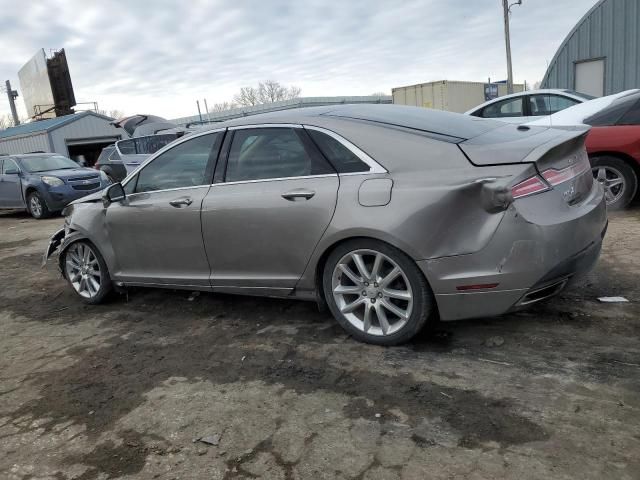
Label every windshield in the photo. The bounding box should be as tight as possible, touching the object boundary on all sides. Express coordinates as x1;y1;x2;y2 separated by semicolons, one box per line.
19;155;81;173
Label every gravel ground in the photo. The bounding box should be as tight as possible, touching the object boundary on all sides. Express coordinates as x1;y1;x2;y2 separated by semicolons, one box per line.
1;208;639;480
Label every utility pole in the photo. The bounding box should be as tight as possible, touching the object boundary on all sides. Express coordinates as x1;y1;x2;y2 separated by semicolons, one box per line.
5;80;20;126
502;0;522;94
196;100;203;122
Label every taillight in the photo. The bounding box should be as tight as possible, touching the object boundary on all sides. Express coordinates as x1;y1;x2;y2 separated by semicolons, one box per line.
511;175;549;199
541;158;590;186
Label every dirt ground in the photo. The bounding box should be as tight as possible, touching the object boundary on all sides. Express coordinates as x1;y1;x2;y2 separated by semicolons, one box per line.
0;208;639;480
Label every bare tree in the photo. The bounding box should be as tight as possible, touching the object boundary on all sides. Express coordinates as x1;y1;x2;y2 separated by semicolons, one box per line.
108;109;125;119
370;91;388;97
0;114;27;129
97;109;126;119
0;114;14;129
211;101;237;112
233;87;260;107
233;81;301;107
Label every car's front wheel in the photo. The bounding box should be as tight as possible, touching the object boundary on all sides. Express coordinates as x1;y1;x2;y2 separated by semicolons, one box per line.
27;191;50;219
63;241;112;304
323;239;433;345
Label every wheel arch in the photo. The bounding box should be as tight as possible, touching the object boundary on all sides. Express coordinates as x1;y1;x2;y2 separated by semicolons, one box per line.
312;234;432;305
589;151;640;201
57;231;108;279
589;151;640;178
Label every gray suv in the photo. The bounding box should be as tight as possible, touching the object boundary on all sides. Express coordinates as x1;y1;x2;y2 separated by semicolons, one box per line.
0;153;111;218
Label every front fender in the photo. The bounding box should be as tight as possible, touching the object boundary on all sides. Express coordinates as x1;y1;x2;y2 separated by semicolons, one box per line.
56;231;97;278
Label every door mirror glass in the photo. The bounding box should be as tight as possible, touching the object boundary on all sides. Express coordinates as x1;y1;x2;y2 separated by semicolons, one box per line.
103;182;126;207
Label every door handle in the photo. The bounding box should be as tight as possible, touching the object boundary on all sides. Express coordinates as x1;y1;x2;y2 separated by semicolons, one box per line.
281;189;315;201
169;197;193;208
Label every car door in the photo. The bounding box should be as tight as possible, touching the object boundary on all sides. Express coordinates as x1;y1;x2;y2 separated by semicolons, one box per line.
478;96;526;124
105;130;224;287
0;158;25;208
201;125;339;295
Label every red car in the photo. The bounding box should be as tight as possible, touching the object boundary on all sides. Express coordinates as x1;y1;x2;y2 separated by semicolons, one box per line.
584;91;640;210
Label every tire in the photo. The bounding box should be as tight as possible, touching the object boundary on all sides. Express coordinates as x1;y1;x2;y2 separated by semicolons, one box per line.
62;240;113;304
27;191;50;219
591;156;638;211
323;239;433;346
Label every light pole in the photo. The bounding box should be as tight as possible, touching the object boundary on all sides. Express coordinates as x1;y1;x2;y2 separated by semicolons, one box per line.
502;0;522;94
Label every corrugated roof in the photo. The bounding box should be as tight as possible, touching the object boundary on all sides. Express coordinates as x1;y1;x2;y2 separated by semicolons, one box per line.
0;112;92;140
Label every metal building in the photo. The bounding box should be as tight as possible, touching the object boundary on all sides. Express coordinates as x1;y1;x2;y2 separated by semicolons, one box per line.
392;80;524;113
171;95;392;126
541;0;640;97
0;112;127;166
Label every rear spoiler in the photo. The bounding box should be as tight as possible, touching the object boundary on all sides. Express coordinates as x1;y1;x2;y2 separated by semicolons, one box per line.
459;124;591;166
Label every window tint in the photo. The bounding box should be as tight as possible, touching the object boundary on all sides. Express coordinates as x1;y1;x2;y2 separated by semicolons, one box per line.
528;95;579;116
134;133;221;193
481;97;523;118
117;134;178;156
617;98;640;126
585;94;640;126
117;139;136;155
2;158;19;174
109;149;121;161
307;129;370;173
225;128;333;182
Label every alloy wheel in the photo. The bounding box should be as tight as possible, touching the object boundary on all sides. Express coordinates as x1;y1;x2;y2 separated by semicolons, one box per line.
592;166;625;205
331;249;413;336
30;196;42;218
65;243;102;299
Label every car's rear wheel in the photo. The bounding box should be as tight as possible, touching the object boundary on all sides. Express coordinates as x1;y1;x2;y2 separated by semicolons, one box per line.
591;156;638;210
323;239;433;345
27;191;50;219
63;241;112;304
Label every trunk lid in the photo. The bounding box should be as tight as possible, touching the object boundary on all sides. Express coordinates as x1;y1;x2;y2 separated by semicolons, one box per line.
460;124;594;206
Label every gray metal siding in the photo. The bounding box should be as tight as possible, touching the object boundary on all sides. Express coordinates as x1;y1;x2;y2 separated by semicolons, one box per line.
542;0;640;95
0;133;50;155
50;115;124;155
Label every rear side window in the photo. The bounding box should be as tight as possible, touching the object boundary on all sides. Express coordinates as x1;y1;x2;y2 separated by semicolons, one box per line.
225;128;334;182
528;94;579;115
617;99;640;126
306;129;370;173
480;97;523;118
586;94;640;126
134;132;221;193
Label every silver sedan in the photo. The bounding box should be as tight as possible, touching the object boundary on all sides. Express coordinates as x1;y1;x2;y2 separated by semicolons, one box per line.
44;105;607;345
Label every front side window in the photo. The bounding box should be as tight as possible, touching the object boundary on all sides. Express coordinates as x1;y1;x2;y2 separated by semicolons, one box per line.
133;132;221;193
529;95;579;116
306;129;370;173
481;97;523;118
225;128;333;182
2;158;19;174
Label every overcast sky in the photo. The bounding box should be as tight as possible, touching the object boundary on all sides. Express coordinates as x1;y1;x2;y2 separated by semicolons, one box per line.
0;0;597;120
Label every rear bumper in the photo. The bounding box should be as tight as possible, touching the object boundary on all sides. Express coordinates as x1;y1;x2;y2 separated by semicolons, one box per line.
420;181;607;321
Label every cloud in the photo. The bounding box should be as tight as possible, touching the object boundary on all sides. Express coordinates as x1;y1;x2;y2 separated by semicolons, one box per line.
0;0;597;119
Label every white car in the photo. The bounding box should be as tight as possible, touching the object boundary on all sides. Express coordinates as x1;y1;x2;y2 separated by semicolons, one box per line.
465;89;595;123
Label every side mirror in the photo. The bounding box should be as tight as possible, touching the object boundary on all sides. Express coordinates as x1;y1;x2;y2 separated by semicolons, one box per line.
102;182;126;208
4;168;19;175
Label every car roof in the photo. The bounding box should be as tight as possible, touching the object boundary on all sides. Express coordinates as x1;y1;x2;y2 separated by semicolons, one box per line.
200;104;504;142
10;153;59;159
464;89;585;114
